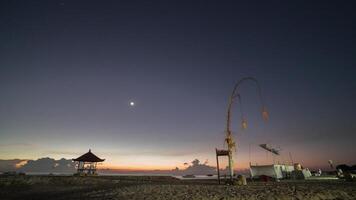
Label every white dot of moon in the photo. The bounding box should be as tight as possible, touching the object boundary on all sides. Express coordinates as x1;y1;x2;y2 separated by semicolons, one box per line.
130;102;135;106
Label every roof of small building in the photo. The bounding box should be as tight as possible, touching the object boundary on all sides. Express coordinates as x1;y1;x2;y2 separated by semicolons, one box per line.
73;149;105;162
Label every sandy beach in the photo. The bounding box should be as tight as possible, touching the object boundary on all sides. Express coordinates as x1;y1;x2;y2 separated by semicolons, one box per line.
1;175;355;200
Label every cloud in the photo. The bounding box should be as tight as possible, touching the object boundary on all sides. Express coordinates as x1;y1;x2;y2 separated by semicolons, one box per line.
0;159;27;172
45;150;79;156
44;149;196;158
172;159;249;176
20;158;76;173
0;143;38;148
0;158;76;173
173;159;217;175
103;150;196;157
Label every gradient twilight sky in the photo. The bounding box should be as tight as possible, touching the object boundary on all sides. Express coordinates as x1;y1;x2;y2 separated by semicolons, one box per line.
0;1;355;170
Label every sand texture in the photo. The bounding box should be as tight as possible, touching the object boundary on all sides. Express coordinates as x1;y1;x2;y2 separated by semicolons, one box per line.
1;175;355;200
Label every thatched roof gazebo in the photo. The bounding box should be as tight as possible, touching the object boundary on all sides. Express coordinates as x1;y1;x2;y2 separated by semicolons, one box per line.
73;149;105;176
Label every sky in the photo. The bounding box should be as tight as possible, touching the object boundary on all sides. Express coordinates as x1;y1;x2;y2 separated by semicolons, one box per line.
0;1;355;170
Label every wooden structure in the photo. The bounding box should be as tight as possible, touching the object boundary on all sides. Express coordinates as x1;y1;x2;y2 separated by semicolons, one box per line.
73;149;105;175
216;148;230;184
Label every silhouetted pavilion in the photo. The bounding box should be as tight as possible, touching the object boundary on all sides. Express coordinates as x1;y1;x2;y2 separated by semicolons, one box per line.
73;149;105;175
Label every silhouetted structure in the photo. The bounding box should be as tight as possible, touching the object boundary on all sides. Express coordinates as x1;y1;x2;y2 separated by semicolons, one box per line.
217;77;268;182
73;149;105;175
216;149;230;184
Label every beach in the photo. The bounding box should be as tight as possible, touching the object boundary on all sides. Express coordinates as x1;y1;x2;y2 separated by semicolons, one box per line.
1;175;355;200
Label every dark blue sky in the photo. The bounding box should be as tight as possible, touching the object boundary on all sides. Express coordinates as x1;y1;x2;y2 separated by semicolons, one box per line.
0;1;355;169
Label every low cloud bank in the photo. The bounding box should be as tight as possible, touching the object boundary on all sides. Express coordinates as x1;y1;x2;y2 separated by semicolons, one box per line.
0;159;27;172
172;159;217;175
0;158;75;173
1;158;241;176
171;159;249;176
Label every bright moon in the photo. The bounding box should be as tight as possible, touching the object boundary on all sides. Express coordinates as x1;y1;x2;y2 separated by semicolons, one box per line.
129;102;135;106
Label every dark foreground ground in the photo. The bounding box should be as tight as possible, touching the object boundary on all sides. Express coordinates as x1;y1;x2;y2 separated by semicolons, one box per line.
1;175;355;200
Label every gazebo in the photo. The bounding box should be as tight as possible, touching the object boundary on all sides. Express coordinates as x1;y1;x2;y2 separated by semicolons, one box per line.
73;149;105;175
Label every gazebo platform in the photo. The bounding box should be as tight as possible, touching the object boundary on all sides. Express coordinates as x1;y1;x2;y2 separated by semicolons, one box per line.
73;149;105;176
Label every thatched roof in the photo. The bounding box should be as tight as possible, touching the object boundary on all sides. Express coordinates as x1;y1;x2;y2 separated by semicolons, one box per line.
73;149;105;162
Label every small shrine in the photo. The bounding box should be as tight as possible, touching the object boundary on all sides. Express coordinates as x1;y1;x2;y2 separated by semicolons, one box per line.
215;148;230;184
73;149;105;175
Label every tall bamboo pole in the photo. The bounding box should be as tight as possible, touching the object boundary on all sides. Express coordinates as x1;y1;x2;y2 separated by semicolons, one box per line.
224;77;268;181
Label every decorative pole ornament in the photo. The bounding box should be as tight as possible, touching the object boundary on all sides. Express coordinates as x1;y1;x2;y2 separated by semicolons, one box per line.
223;77;268;180
262;106;269;121
241;118;248;130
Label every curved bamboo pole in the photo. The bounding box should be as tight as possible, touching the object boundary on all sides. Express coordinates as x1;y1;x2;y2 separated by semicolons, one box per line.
225;77;268;180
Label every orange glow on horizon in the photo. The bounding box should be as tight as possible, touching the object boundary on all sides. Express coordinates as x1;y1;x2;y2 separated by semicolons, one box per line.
15;160;28;168
98;163;185;171
97;162;249;171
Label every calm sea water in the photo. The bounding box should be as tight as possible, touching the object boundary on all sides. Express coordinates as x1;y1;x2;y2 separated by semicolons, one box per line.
7;172;221;180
